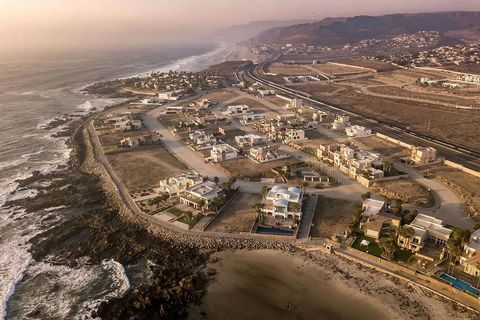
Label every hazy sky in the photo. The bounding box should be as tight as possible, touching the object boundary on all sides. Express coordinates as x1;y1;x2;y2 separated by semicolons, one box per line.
1;0;479;52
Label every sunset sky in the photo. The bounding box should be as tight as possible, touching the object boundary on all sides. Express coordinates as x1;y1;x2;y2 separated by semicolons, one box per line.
1;0;478;52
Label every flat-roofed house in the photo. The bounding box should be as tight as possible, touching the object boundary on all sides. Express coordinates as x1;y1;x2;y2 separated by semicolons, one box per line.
179;181;224;210
235;134;263;148
159;171;203;195
226;104;250;115
398;214;451;252
210;144;238;162
410;147;437;165
460;229;480;277
263;186;303;219
283;129;306;143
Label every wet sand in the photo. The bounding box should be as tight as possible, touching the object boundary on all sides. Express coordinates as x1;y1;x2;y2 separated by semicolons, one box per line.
192;250;478;320
192;250;395;320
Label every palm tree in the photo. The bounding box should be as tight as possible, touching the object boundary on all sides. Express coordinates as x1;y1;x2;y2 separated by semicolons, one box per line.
261;186;270;199
397;226;415;248
476;262;480;288
382;160;393;175
379;238;396;260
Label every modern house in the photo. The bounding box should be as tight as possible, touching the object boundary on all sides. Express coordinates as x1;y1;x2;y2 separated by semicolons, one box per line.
263;186;303;219
210;144;238;162
460;229;480;277
345;125;372;137
410;147;437;165
225;104;251;115
249;145;290;163
360;198;400;240
283;129;306;143
240;113;265;125
179;180;224;210
234;134;263;148
189;130;217;147
397;214;452;252
159;171;203;195
331;114;350;130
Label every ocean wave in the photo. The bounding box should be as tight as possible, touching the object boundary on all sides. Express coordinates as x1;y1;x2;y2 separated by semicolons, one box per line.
75;260;130;320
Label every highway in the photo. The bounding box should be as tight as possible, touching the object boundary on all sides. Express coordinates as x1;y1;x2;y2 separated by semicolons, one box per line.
245;64;480;172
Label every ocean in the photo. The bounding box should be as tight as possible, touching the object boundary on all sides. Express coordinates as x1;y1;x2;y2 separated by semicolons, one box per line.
0;42;232;319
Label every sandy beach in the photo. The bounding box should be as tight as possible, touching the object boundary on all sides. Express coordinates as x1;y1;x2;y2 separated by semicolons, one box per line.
191;250;478;320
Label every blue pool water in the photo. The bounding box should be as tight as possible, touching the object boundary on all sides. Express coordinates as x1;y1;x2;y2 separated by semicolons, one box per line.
256;227;294;236
439;273;480;296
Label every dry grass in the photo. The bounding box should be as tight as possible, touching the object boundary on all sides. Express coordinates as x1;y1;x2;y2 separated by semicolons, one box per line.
267;63;315;76
201;89;239;102
107;145;187;192
371;178;434;207
352;136;411;159
98;129;150;146
310;196;360;239
205;192;260;233
220;157;298;180
310;63;367;76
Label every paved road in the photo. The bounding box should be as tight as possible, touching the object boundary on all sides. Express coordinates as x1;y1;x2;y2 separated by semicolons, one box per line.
142;102;230;180
395;162;473;229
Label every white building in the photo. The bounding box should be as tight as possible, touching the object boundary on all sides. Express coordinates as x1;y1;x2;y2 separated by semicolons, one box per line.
460;229;480;277
158;90;181;101
263;186;303;219
159;171;203;195
257;89;275;96
235;134;263;148
362;198;385;217
240;114;265;125
410;146;436;165
249;145;290;163
226;105;251;115
332;114;351;130
283;129;306;143
189;130;216;146
210;144;238;162
180;181;224;210
398;214;451;252
345;125;372;137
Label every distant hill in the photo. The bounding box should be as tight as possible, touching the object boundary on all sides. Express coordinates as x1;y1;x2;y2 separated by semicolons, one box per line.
251;11;480;46
213;19;309;42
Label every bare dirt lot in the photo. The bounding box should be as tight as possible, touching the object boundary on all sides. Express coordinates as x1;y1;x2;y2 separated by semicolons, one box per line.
310;196;360;239
106;145;187;192
98;129;150;146
352;135;411;159
201;89;239;102
205;192;260;233
333;60;398;72
371;178;434;207
420;164;480;220
309;63;368;76
220;157;298;181
266;63;315;76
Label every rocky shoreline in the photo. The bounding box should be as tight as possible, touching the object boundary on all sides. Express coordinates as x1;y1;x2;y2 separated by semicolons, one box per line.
3;108;295;318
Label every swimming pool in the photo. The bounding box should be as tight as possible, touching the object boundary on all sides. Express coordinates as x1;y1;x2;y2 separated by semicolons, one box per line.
439;273;480;297
256;226;294;236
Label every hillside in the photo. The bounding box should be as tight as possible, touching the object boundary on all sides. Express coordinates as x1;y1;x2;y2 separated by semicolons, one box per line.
252;11;480;46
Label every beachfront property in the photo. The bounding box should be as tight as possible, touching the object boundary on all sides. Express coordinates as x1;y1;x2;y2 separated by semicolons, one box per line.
331;114;351;130
345;125;372;137
158;171;203;195
179;180;224;210
249;145;290;163
397;214;452;253
234;134;263;148
119;132;161;147
210;144;238;162
360;198;400;239
460;229;480;277
225;104;251;115
283;129;307;143
410;146;437;165
262;186;303;219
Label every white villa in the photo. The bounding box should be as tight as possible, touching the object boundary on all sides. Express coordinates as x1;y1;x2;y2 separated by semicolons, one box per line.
226;104;251;115
158;171;203;195
283;129;306;143
189;130;217;146
210;144;238;162
235;134;263;148
345;125;372;137
460;229;480;277
398;214;452;252
263;186;303;219
179;180;224;210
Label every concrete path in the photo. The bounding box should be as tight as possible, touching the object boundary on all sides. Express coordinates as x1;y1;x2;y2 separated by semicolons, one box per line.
297;194;318;241
394;162;473;229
